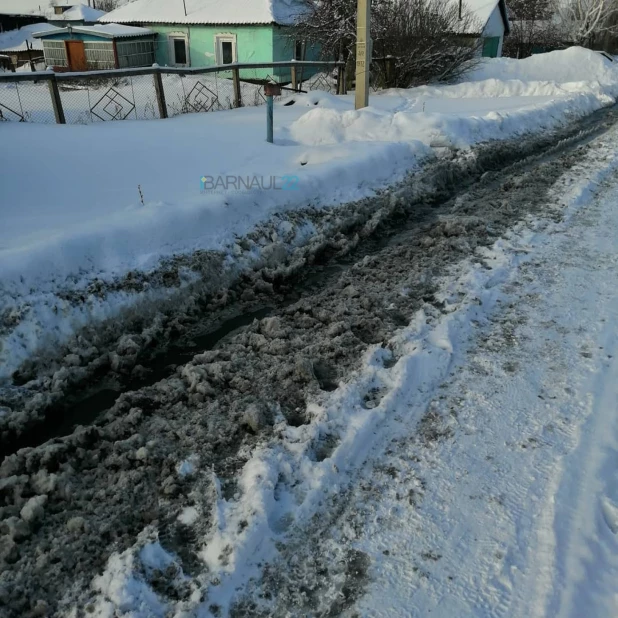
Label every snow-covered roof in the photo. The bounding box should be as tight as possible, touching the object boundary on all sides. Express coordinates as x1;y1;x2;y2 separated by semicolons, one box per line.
33;23;154;39
50;4;106;22
0;0;46;15
452;0;510;35
0;1;106;20
99;0;308;26
0;23;59;52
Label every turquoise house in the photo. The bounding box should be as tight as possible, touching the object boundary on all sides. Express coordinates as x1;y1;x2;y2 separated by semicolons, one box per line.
99;0;318;82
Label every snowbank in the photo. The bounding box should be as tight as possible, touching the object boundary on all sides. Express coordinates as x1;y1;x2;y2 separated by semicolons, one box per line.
2;47;618;379
468;46;617;84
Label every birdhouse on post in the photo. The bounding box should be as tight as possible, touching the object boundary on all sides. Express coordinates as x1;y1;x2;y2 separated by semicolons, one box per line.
264;82;282;97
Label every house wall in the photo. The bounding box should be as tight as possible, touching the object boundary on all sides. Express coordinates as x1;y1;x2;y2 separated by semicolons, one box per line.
481;5;505;57
41;35;156;70
147;24;275;79
140;24;322;82
272;26;321;82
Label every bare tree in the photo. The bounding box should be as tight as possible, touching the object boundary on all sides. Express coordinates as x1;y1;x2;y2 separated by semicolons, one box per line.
503;0;563;57
372;0;483;87
295;0;483;88
556;0;618;46
93;0;122;11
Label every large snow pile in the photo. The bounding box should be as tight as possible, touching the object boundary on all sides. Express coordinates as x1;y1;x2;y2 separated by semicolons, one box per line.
2;47;618;379
0;23;59;53
467;46;617;84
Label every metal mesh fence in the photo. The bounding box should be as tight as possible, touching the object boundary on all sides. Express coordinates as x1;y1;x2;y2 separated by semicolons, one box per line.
57;74;159;123
0;61;345;125
0;78;54;123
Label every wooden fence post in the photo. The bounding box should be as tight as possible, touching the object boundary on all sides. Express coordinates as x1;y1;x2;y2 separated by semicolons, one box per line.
153;68;167;119
232;67;242;108
337;65;347;95
385;55;395;89
291;64;298;92
48;73;65;125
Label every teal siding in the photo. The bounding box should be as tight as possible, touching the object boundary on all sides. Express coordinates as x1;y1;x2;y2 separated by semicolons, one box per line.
39;32;116;42
139;23;324;82
272;26;321;82
482;36;501;58
147;24;275;80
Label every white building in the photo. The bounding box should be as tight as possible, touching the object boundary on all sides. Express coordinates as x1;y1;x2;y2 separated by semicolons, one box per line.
455;0;511;58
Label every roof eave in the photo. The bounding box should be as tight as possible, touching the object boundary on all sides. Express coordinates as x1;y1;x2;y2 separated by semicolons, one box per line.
98;17;280;26
498;0;511;35
34;27;154;39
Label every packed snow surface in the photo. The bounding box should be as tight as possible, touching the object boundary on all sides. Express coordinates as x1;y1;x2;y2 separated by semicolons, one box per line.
1;47;618;378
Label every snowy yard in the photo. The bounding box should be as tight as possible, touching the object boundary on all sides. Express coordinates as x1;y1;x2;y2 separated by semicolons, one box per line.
2;46;618;618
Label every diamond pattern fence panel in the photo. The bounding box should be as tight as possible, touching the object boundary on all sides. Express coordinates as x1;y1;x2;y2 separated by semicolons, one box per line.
59;75;159;123
164;72;237;117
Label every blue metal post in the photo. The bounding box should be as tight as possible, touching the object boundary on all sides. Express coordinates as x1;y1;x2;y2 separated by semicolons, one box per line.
267;95;274;143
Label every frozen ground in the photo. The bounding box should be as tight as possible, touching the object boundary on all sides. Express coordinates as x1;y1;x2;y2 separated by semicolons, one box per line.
2;79;618;616
2;48;618;385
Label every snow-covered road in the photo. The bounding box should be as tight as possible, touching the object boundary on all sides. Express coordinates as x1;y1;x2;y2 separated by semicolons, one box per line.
248;125;618;617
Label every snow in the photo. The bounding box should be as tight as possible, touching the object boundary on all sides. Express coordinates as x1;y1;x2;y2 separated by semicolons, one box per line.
0;23;59;53
90;539;170;618
99;0;308;26
469;46;618;84
35;23;155;38
0;1;104;19
0;0;46;16
2;47;618;379
345;133;618;618
77;103;618;618
50;4;106;22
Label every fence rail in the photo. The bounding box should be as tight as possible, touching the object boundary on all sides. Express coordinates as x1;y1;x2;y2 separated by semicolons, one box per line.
0;61;347;125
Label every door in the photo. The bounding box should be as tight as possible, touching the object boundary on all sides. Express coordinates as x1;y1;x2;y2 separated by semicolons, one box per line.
65;40;87;71
482;36;501;58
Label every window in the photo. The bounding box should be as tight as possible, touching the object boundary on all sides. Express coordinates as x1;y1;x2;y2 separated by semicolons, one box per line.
221;41;233;64
173;38;187;64
54;6;64;14
215;34;237;65
169;35;189;66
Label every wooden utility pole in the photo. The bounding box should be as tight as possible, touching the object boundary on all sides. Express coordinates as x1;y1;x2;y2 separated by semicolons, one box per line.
355;0;370;110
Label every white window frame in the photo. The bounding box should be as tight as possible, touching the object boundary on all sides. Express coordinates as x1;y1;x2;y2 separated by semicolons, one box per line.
168;33;189;67
214;33;237;65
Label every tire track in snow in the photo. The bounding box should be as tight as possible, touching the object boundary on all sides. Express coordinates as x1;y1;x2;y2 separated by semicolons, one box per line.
518;187;618;618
